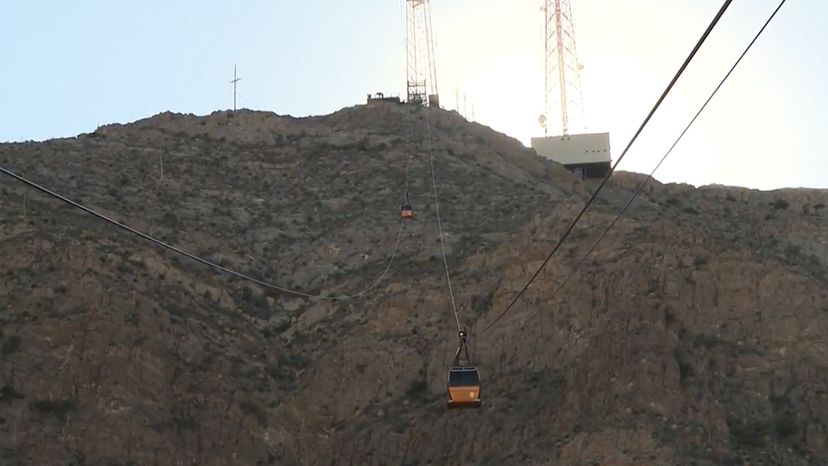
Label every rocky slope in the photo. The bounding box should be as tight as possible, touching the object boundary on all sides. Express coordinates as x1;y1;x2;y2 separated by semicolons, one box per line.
1;103;827;465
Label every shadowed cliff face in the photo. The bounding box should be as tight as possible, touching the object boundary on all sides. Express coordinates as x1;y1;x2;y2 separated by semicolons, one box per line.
1;103;827;465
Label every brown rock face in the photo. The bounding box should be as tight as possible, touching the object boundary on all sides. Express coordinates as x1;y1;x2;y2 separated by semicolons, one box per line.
1;104;827;465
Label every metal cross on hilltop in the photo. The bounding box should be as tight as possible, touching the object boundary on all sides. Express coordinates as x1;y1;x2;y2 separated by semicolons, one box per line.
230;65;241;111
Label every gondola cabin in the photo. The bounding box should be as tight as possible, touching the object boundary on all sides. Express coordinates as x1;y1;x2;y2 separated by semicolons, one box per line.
400;204;414;219
447;366;481;409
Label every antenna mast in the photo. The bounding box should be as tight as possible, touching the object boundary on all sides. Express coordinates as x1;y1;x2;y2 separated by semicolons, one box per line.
405;0;439;106
542;0;586;135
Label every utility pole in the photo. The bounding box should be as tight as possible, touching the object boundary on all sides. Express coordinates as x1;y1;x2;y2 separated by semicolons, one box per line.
159;152;165;181
230;65;241;111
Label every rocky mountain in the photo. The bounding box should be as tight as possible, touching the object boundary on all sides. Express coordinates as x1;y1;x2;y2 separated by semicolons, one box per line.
1;103;827;465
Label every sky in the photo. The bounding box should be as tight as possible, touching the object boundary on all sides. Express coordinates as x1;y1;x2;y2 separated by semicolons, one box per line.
1;0;825;190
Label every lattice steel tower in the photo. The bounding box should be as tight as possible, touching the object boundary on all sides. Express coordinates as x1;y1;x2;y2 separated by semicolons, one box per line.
406;0;439;106
541;0;586;135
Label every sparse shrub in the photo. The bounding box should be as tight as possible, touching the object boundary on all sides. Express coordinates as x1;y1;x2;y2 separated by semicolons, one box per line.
727;416;770;447
784;244;801;257
774;411;799;438
693;333;719;349
29;398;77;422
1;335;21;355
252;294;267;309
68;449;86;466
239;400;268;428
405;378;428;399
161;212;178;226
672;348;695;380
171;408;196;430
471;293;493;312
261;326;278;339
771;199;789;210
0;384;25;403
125;311;140;327
805;255;825;280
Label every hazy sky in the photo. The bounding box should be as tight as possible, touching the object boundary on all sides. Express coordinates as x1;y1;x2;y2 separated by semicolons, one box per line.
1;0;825;190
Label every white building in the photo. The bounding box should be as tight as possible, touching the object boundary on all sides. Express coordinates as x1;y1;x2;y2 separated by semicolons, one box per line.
531;132;611;179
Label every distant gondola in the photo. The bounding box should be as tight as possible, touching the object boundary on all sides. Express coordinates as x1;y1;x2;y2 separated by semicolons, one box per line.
400;191;414;219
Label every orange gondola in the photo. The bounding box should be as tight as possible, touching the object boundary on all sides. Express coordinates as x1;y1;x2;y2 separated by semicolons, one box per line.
447;329;481;409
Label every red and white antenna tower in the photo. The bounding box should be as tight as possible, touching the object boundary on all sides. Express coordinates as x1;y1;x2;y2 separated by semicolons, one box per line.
405;0;439;106
541;0;586;135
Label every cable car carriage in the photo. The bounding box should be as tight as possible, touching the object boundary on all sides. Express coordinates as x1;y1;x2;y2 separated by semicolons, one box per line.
447;329;481;409
400;191;414;219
